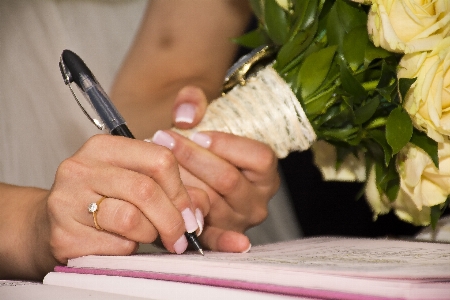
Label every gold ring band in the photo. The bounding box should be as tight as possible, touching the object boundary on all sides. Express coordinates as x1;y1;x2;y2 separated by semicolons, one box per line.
88;196;107;231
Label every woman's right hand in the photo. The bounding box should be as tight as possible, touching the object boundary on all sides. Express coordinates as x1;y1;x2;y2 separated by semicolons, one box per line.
0;134;209;280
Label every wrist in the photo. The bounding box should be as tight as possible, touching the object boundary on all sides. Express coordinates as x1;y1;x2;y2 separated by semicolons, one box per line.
0;184;55;280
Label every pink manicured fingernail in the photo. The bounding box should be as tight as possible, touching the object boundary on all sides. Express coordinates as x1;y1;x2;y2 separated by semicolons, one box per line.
241;244;252;253
152;130;175;150
173;235;188;254
191;132;211;148
195;208;204;236
181;208;199;233
175;103;196;124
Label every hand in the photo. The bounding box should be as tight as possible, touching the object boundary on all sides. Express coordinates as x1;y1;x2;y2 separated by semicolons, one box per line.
152;86;280;252
34;135;208;278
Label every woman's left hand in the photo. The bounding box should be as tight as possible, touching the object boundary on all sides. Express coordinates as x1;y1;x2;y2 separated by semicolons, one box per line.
152;86;280;253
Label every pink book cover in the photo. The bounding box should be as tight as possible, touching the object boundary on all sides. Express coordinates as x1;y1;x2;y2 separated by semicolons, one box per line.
53;265;401;300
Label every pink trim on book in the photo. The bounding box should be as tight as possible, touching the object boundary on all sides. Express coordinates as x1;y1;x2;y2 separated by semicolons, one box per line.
54;266;400;300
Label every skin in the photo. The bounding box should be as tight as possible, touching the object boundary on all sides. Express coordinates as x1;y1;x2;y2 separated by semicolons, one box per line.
0;0;280;281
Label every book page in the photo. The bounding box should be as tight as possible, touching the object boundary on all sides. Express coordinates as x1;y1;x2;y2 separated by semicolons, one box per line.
68;237;450;283
201;237;450;278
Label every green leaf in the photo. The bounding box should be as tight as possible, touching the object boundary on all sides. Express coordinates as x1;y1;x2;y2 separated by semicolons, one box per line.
303;88;336;117
276;24;316;70
431;198;450;229
264;0;290;45
343;26;368;71
375;160;400;202
369;129;392;166
410;129;439;168
249;0;264;23
335;0;367;31
233;29;270;48
354;97;380;125
339;58;367;99
290;0;319;35
364;42;392;67
430;204;442;230
298;45;337;99
326;0;367;51
317;126;359;141
386;107;413;155
398;77;417;102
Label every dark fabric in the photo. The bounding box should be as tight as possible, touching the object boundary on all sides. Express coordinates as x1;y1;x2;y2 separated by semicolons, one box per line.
280;150;423;237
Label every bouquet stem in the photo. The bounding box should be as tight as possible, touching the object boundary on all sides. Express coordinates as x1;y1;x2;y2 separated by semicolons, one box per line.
173;66;316;158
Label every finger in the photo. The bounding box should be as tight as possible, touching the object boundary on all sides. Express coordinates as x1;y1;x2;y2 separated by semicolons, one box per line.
184;186;210;235
49;219;139;264
163;130;248;198
85;197;159;244
161;130;270;217
77;135;193;212
172;86;208;129
200;226;251;253
180;167;251;233
202;131;279;184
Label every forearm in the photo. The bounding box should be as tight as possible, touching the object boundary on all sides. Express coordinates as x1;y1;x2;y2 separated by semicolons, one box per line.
0;183;56;280
111;0;253;139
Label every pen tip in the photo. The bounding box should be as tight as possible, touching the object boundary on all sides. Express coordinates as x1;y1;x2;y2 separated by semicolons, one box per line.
199;249;204;256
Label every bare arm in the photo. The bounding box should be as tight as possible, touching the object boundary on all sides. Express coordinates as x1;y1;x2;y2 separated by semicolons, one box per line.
0;184;54;280
111;0;252;139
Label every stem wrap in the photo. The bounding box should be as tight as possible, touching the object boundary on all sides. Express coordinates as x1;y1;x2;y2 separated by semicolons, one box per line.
173;66;316;158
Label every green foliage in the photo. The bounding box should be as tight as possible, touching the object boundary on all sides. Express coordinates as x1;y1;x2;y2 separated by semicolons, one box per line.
430;197;449;230
241;0;440;225
386;107;413;155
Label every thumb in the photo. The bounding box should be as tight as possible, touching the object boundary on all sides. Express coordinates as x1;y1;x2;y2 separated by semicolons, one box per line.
172;86;208;130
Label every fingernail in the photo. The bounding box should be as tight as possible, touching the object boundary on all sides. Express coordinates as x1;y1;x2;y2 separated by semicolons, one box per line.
191;132;211;148
173;235;188;254
195;208;204;236
175;103;196;124
241;244;252;253
152;130;175;150
181;208;199;233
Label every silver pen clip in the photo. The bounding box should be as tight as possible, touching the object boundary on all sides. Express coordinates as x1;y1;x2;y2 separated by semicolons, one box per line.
59;55;105;130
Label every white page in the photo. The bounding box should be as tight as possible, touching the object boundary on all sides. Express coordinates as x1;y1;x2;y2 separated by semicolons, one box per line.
43;273;304;300
69;237;450;280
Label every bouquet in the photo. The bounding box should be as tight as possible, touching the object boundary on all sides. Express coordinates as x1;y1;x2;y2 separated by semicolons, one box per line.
175;0;450;228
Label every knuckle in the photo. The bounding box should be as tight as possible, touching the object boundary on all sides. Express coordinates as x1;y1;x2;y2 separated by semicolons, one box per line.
174;140;195;164
55;158;86;181
257;146;278;172
218;169;241;195
83;134;112;150
113;205;142;234
249;205;269;225
130;176;158;204
115;240;139;255
48;227;74;263
152;147;178;174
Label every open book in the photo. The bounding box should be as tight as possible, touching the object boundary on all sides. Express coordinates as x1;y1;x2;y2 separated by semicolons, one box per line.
43;237;450;300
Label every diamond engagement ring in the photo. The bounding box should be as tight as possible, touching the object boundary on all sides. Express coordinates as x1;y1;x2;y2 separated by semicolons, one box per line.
88;196;107;230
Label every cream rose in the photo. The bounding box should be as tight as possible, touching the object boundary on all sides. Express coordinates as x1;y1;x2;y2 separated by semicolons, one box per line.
398;37;450;143
367;0;450;53
366;141;450;225
393;142;450;225
311;140;366;182
364;165;391;219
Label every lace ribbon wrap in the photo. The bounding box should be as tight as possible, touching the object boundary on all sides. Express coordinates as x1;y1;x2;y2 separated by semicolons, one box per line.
173;66;316;158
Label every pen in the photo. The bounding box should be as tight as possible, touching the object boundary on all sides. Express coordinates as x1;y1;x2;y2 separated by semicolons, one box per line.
59;49;204;255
